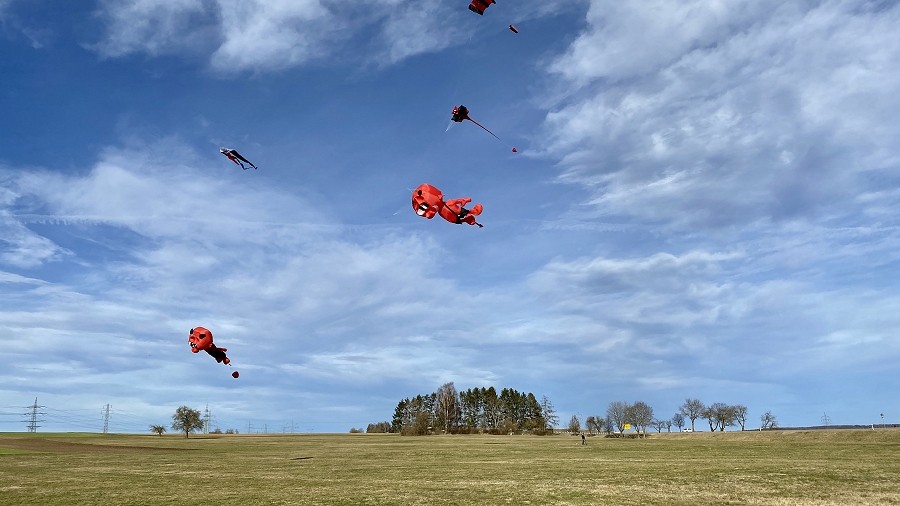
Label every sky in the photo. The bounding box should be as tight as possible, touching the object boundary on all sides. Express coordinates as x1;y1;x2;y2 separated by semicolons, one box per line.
1;0;899;434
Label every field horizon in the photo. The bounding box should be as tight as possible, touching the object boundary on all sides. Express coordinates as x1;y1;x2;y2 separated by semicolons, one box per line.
1;429;898;505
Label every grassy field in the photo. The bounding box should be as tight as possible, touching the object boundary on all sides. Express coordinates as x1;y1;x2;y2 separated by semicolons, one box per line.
0;429;898;505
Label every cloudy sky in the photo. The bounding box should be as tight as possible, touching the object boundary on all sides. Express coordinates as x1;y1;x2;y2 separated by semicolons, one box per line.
2;0;899;433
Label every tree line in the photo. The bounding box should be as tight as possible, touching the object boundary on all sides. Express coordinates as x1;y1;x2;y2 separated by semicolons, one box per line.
367;382;559;435
370;392;780;436
567;398;778;437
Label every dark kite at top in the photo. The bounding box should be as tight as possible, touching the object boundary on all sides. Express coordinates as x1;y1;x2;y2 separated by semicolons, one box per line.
468;0;496;15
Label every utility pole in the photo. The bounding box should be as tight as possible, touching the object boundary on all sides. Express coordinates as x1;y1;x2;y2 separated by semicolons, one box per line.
204;404;211;434
821;412;830;427
102;404;111;434
25;398;46;433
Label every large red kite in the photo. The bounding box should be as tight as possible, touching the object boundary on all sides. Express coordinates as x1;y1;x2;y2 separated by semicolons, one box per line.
188;326;238;377
412;183;484;228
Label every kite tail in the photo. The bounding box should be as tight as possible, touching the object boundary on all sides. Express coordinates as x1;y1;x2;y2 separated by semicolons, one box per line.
466;118;503;142
467;118;519;153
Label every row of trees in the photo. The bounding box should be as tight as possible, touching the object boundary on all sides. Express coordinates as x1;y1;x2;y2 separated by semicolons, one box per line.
673;398;777;431
377;387;782;437
567;399;778;437
380;383;559;435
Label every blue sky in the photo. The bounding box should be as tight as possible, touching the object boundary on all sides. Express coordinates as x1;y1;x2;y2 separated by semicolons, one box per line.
1;0;899;433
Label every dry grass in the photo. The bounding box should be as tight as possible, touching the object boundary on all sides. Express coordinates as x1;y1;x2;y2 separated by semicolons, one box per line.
0;429;898;505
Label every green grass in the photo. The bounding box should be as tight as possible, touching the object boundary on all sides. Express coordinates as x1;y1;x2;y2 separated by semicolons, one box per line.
1;430;898;505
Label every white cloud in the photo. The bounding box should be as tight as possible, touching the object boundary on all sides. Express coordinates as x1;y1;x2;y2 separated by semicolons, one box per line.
374;1;463;65
91;0;214;58
91;0;455;71
210;0;336;72
550;0;776;84
90;0;562;72
542;0;900;228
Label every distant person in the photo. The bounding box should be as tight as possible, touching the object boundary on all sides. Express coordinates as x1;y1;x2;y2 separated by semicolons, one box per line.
581;432;586;445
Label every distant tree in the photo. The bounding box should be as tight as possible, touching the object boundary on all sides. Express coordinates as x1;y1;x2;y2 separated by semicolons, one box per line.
402;411;431;436
406;394;435;435
149;424;166;436
607;401;629;433
761;410;778;430
664;418;673;432
540;395;559;431
522;393;546;433
458;388;482;431
650;419;666;433
679;399;705;431
733;405;748;430
568;415;581;433
367;421;391;433
604;416;615;435
349;427;364;433
483;388;502;430
672;413;685;431
702;405;720;431
708;403;735;431
499;388;523;431
391;398;409;433
210;427;222;434
627;401;654;437
171;406;203;438
434;382;460;434
585;416;604;435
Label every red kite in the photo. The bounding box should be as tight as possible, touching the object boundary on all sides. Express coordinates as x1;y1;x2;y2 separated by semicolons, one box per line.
412;183;484;228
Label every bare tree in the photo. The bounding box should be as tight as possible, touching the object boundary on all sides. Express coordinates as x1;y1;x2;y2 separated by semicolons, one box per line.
672;413;685;431
711;403;736;431
733;405;748;430
606;401;629;433
761;410;778;430
651;419;667;433
541;395;559;431
149;424;166;436
627;401;654;437
678;399;705;431
434;382;460;434
703;406;717;431
585;416;604;435
171;406;203;438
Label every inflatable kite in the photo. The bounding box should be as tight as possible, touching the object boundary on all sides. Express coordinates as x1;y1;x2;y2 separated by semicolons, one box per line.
220;147;257;170
188;326;238;377
468;0;496;15
412;183;484;228
508;24;518;33
450;105;517;152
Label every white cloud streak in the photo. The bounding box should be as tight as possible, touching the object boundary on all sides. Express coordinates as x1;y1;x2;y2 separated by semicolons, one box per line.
90;0;504;72
542;0;900;229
